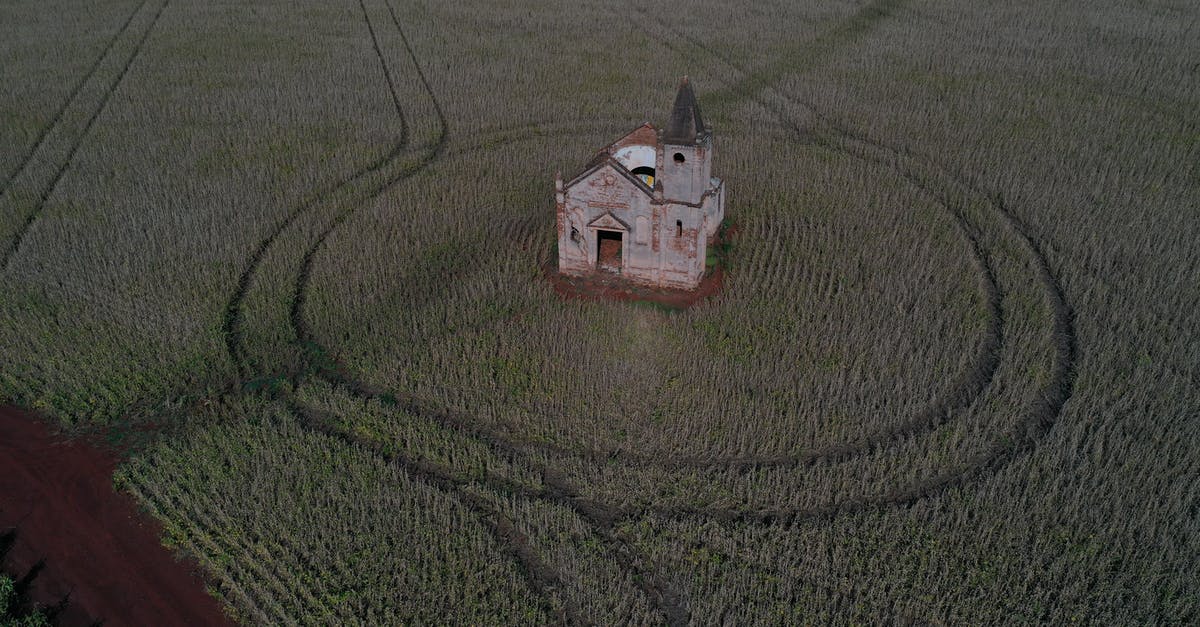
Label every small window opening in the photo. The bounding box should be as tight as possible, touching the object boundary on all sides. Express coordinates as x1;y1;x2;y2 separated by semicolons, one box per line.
673;152;686;164
675;220;683;237
570;227;581;243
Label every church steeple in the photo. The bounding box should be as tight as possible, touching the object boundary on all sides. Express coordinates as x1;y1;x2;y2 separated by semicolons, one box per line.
659;77;713;205
664;76;707;145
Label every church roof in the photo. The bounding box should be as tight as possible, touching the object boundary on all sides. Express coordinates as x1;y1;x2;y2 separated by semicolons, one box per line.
664;77;706;144
563;156;654;197
611;122;659;149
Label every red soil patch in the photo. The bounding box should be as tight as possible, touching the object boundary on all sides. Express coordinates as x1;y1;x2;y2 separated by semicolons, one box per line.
548;263;725;309
0;406;230;626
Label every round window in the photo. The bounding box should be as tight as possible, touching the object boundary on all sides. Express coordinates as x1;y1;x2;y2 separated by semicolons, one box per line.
673;152;686;164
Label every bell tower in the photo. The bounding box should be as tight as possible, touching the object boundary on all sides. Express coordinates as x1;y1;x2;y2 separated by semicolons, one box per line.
659;77;712;205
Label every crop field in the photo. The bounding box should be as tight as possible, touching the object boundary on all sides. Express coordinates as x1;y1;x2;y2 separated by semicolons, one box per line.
1;0;1197;623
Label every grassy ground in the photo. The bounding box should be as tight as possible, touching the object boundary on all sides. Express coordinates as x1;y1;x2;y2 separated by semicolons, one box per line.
2;0;1197;622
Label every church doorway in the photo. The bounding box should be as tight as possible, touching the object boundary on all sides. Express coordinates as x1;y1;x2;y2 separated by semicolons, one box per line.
596;230;623;272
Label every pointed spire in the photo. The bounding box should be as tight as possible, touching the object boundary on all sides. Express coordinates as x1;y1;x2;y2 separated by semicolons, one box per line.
664;76;706;144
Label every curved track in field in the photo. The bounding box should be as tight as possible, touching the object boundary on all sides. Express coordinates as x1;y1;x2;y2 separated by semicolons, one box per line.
216;1;634;621
281;122;1004;623
622;3;1076;522
221;0;416;381
287;123;1003;474
1;0;169;270
218;0;1077;623
278;81;990;627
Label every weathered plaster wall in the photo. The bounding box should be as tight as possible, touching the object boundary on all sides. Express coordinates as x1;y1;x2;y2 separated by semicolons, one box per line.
557;126;724;290
558;164;657;280
660;136;713;205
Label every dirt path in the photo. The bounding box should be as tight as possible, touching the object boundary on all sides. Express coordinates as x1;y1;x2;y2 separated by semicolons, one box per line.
0;406;230;626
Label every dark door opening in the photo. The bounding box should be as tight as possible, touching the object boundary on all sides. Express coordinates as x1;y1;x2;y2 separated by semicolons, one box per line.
596;230;623;272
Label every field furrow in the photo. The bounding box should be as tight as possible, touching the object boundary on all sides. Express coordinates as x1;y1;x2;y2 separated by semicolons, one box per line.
0;0;169;269
3;0;1192;622
0;1;145;194
224;0;444;380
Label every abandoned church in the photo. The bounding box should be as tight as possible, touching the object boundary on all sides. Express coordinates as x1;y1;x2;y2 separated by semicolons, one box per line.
556;78;725;290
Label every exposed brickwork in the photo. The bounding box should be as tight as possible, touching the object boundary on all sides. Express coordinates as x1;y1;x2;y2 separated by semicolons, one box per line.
556;80;725;291
612;123;659;149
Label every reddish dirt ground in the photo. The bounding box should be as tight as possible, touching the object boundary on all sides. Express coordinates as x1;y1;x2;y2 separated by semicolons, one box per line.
549;263;725;309
0;406;230;626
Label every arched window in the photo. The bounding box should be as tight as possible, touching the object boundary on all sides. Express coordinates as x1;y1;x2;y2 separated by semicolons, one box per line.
631;166;655;187
675;220;683;237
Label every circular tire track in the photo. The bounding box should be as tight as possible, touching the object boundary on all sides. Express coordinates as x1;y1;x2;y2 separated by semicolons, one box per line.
299;9;1075;622
286;120;990;625
622;0;1076;502
292;123;1004;475
228;3;1077;625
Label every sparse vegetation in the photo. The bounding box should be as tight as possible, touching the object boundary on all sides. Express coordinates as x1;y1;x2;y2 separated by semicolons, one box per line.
2;0;1197;623
0;562;51;627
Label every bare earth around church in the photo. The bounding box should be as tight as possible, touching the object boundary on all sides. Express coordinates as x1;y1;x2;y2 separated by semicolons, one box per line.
0;0;1196;624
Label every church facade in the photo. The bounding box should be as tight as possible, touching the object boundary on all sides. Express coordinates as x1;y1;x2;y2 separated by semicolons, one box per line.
555;78;725;290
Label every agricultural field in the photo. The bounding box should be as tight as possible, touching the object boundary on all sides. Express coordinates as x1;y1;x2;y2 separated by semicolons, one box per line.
1;0;1197;623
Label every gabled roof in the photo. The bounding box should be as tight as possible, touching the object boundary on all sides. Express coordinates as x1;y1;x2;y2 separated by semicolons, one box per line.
564;157;654;197
664;76;706;144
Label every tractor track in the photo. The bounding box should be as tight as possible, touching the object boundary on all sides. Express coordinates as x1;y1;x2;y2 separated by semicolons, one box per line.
270;2;1010;620
288;397;575;624
356;0;410;144
222;0;1078;623
221;0;421;380
1;0;169;270
219;0;667;621
602;0;1079;522
0;0;147;197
